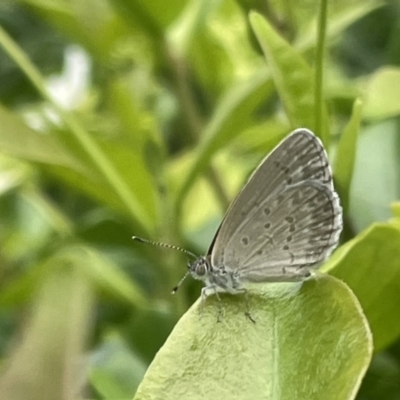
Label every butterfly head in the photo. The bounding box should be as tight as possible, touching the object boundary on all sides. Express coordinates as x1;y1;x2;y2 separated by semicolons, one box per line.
188;256;211;281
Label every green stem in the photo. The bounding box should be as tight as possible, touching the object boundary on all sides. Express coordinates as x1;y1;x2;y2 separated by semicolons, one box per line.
166;46;231;312
282;0;296;40
167;45;230;214
0;25;150;234
314;0;329;147
205;166;230;211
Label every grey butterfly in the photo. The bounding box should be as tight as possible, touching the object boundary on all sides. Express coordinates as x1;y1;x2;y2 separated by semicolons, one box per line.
187;128;342;302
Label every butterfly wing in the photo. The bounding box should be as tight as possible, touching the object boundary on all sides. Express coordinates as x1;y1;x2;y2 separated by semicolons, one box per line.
209;128;342;280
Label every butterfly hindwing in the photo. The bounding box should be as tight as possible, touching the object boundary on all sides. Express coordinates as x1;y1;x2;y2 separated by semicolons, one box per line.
209;129;342;280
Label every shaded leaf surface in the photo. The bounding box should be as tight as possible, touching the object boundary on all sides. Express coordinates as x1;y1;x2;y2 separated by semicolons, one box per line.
327;223;400;351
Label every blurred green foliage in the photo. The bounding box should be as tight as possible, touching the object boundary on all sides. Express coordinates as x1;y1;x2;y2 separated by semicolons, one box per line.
0;0;399;399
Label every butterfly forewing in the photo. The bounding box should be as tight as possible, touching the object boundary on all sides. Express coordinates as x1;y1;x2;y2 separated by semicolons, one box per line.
209;129;342;280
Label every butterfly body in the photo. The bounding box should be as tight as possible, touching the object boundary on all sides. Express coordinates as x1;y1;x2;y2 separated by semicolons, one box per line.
190;253;312;301
189;256;246;300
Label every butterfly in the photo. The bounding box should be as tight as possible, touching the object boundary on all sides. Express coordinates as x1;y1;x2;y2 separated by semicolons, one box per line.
134;128;342;308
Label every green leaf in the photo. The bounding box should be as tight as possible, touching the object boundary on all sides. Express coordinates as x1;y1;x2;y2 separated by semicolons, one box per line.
175;71;274;212
98;142;159;228
0;104;83;171
348;121;400;232
78;246;147;308
0;157;32;196
0;246;146;309
326;223;400;351
249;12;330;146
363;67;400;121
167;0;220;58
0;265;94;400
296;2;385;51
133;275;372;400
90;333;147;399
334;98;363;212
0;102;158;232
0;24;155;234
43;140;159;234
112;0;186;33
391;202;400;219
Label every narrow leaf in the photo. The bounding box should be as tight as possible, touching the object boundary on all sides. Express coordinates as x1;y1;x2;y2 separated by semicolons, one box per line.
0;266;94;400
334;98;363;212
296;2;384;51
249;12;330;146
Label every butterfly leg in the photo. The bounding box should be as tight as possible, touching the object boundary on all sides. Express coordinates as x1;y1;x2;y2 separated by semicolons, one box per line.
216;303;224;322
231;288;256;323
199;286;209;316
200;285;224;321
213;289;224;322
228;275;256;323
243;291;256;323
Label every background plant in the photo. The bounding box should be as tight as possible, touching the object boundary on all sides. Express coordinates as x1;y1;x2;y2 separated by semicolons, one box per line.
0;0;399;399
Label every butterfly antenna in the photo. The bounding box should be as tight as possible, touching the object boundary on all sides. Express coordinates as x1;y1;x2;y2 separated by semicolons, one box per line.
132;236;197;259
133;237;196;295
171;271;190;294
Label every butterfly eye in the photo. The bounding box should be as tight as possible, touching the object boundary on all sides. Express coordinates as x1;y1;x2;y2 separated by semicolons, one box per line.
195;262;206;276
